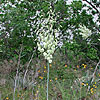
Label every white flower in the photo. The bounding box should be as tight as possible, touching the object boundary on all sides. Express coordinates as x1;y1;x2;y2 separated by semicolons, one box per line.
18;1;21;4
36;11;40;16
52;44;55;48
38;47;41;51
47;57;51;61
50;50;54;54
12;5;16;8
5;4;8;7
50;37;53;41
55;32;59;38
43;52;47;57
47;50;51;54
49;55;53;59
37;42;40;47
44;37;48;42
48;39;52;44
48;44;52;49
40;48;44;52
49;34;53;38
44;44;48;49
51;47;55;52
8;2;12;6
48;60;52;63
43;42;47;48
39;34;43;39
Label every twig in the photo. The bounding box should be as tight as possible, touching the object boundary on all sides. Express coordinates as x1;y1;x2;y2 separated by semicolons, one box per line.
23;53;34;85
13;45;23;100
91;60;100;84
87;60;100;91
0;91;1;100
83;0;100;14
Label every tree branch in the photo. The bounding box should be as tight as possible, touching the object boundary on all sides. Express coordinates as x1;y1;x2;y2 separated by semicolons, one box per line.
83;0;100;14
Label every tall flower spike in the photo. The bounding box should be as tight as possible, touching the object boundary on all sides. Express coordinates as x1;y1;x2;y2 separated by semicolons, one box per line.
36;5;60;63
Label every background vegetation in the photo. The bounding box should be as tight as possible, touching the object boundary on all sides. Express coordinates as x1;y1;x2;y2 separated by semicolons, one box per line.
0;0;100;100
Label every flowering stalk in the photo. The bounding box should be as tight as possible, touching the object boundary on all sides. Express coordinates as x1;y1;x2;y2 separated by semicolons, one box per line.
47;62;49;100
36;6;61;63
36;4;61;100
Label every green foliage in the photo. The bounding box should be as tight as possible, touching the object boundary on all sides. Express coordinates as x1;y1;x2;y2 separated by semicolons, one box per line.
0;0;100;99
87;47;99;60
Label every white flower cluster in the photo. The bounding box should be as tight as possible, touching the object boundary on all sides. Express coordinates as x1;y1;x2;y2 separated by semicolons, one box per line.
36;5;60;63
79;25;92;39
37;33;58;63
